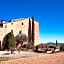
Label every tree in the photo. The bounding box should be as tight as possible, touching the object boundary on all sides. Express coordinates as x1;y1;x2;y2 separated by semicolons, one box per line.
7;32;16;54
27;42;34;49
56;40;58;46
15;34;28;47
15;34;28;53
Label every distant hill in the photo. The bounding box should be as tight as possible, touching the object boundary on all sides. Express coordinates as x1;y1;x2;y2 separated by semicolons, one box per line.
47;42;64;46
40;42;64;46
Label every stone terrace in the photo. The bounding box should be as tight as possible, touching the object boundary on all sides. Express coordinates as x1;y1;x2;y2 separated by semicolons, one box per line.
0;52;64;64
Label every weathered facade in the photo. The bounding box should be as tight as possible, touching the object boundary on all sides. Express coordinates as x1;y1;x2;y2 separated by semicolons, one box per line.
0;17;39;49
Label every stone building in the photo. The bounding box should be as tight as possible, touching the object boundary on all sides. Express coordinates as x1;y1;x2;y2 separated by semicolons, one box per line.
0;17;39;49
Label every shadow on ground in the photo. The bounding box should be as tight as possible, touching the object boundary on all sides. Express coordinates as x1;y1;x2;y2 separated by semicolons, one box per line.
2;53;16;55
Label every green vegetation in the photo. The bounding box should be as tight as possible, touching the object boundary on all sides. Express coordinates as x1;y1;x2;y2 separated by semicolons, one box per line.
7;32;16;54
60;45;64;51
15;34;28;46
56;45;60;49
49;45;56;49
0;55;33;61
0;56;28;61
0;57;10;61
15;34;28;53
49;44;60;49
27;42;34;50
22;48;28;51
7;32;16;49
56;40;58;46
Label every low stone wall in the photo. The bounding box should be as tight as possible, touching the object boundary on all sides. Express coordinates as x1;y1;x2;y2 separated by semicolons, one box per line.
47;51;52;53
55;49;60;52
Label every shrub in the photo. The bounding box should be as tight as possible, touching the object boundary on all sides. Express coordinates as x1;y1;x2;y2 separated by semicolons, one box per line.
56;45;60;49
15;34;28;46
22;48;28;51
49;45;56;49
27;42;34;50
60;45;64;51
56;40;58;46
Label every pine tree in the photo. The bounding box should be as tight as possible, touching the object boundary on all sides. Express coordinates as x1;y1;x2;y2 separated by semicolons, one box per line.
7;32;16;54
56;40;58;46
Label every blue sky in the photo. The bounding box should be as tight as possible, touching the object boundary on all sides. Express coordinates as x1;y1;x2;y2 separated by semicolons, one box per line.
0;0;64;43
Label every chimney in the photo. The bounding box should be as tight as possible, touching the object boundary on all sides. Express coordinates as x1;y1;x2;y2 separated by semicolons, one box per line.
1;20;5;24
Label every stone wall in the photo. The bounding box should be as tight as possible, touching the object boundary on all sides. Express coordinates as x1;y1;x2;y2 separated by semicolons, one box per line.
34;21;39;46
0;17;39;47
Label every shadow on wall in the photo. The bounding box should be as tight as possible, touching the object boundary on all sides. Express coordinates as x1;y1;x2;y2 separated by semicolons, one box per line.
15;34;28;48
28;18;31;42
2;34;9;50
28;17;34;43
2;33;28;50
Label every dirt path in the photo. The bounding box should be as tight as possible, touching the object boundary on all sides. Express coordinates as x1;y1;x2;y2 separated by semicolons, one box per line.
0;52;64;64
0;51;45;58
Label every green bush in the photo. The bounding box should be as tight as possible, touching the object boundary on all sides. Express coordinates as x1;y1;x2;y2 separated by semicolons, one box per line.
49;45;56;49
56;45;60;49
27;42;34;49
0;57;10;61
49;45;60;50
22;48;28;51
60;45;64;51
15;34;28;44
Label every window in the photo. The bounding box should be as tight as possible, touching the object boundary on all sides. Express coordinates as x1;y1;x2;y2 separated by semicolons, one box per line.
11;30;13;32
19;31;21;35
11;23;13;25
5;25;7;28
22;23;23;25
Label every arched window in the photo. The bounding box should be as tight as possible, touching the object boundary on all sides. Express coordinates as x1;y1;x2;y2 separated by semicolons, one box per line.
11;23;13;25
21;23;23;25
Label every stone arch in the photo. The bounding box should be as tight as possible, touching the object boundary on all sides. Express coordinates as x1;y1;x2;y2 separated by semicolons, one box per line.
2;34;9;50
0;41;1;50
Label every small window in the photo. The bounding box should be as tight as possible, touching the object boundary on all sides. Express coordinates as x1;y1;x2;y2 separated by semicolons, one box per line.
5;25;7;28
11;30;13;32
22;23;23;25
19;31;21;35
11;23;13;25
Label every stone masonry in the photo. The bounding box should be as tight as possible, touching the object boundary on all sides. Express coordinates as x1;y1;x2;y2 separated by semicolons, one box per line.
0;17;39;49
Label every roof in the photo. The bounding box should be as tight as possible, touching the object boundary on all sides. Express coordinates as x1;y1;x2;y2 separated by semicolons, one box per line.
1;17;39;24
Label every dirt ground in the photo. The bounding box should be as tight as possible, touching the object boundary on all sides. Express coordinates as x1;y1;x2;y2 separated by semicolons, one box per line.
0;51;45;58
0;51;64;64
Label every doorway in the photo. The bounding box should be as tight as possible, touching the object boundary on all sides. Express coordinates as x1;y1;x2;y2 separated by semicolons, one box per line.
0;41;1;50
